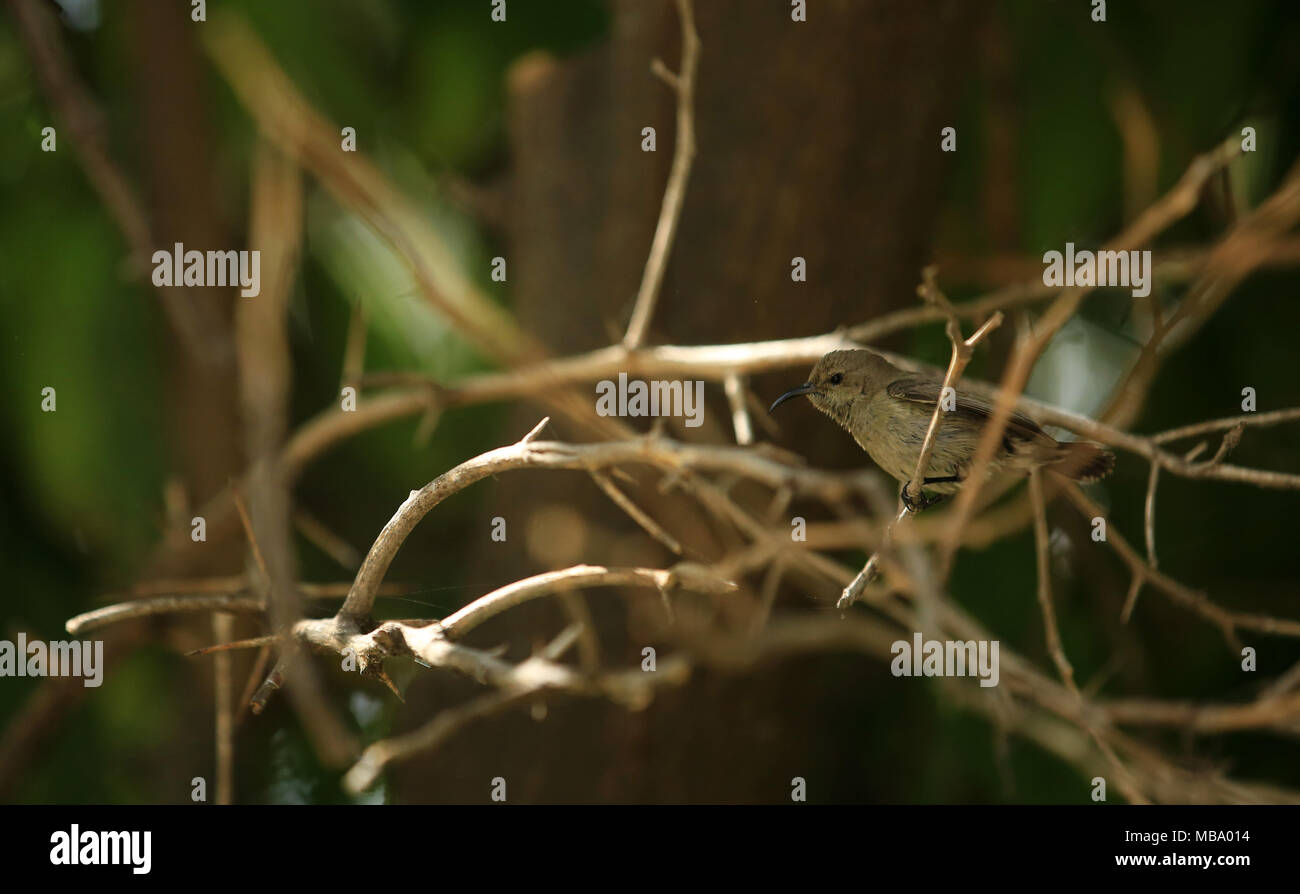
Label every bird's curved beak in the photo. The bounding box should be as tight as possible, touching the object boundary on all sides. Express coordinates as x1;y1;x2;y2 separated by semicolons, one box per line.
768;383;819;413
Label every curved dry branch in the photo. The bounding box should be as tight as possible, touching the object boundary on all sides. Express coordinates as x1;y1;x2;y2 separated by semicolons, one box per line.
437;564;735;638
339;423;881;618
66;595;266;636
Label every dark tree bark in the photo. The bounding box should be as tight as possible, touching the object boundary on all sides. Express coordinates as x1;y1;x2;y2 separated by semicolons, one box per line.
394;0;985;803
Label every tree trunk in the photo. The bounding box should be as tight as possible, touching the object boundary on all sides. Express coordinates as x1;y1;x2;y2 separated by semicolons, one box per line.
394;0;985;803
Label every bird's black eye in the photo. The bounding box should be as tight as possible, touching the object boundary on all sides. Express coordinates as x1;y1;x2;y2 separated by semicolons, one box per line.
829;372;843;385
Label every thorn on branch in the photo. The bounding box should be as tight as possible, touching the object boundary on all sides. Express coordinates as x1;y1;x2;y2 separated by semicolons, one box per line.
520;416;551;443
249;660;287;715
650;57;680;91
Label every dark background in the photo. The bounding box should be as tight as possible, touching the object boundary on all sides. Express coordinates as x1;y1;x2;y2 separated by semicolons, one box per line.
1;0;1298;803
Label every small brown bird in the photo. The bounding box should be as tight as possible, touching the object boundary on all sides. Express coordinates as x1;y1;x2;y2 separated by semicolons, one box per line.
770;349;1114;510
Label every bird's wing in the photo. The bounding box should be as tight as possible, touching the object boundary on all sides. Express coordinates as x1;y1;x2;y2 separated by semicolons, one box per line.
885;377;1049;443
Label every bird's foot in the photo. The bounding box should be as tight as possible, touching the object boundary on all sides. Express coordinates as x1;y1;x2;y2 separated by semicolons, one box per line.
901;482;946;513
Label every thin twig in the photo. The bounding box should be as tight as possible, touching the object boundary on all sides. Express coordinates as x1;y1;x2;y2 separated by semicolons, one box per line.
235;644;273;726
1063;483;1300;645
1153;407;1300;444
1029;469;1149;804
724;373;754;445
589;470;684;555
903;267;1004;508
841;268;1002;610
437;565;735;640
1029;471;1075;692
6;0;219;361
941;136;1244;572
213;613;234;805
623;0;700;349
1144;461;1160;571
294;509;362;570
66;594;266;636
340;301;368;389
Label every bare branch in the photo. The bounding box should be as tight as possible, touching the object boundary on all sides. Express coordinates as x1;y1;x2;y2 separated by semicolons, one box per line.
1063;484;1300;644
338;433;885;619
1102;692;1300;736
1153;407;1300;444
1144;461;1160;571
589;470;685;555
724;373;754;445
213;613;235;805
294;509;362;570
942;136;1245;569
6;0;219;361
66;595;266;636
904;267;1004;508
343;689;537;793
437;564;734;639
840;268;1002;610
623;0;701;349
1029;470;1075;693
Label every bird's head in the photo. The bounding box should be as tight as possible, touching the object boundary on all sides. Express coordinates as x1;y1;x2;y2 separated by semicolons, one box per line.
768;349;894;426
